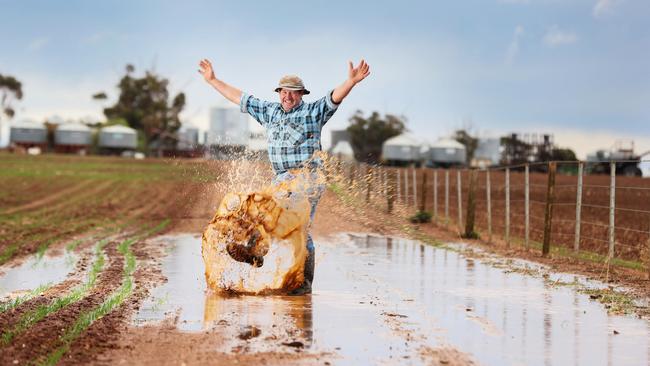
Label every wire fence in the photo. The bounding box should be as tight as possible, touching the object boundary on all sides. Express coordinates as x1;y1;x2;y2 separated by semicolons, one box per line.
329;160;650;273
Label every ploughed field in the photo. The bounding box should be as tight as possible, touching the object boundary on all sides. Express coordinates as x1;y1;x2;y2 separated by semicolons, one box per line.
0;153;234;365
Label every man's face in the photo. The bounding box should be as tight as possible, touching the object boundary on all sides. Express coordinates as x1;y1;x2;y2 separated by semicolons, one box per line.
279;89;303;112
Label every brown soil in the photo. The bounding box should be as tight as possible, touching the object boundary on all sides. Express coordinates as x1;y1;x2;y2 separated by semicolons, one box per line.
4;159;648;365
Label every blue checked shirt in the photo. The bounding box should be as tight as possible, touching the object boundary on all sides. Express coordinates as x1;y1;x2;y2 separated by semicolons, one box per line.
240;90;339;174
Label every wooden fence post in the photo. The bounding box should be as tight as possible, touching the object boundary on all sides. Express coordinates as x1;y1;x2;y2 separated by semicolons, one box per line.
609;162;616;260
525;164;530;247
412;167;418;208
433;170;438;222
396;169;401;204
445;170;450;226
574;162;583;252
505;167;511;247
387;169;395;214
457;170;463;232
420;169;428;212
542;162;557;256
404;166;409;206
464;169;478;238
487;169;492;243
365;165;371;203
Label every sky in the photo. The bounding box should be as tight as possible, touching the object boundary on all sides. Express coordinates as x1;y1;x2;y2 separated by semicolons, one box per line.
0;0;648;158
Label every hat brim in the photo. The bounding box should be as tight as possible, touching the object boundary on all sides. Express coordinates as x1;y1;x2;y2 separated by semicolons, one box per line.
274;86;310;95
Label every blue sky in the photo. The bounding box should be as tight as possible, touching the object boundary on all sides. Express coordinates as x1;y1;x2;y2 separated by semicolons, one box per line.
1;0;648;157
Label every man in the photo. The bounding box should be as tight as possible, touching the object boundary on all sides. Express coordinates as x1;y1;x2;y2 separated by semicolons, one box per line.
198;58;370;294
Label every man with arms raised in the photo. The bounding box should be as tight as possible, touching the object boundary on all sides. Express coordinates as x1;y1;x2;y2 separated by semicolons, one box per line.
199;58;370;294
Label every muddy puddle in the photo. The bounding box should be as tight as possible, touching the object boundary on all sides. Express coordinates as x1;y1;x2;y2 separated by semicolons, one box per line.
136;233;650;365
0;251;78;300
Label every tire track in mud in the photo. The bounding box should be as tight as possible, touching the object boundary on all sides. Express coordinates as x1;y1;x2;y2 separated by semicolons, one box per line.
2;179;95;215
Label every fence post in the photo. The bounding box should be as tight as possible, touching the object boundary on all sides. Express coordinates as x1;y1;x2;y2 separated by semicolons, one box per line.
404;167;409;205
525;164;530;247
542;162;557;256
487;169;492;243
609;162;616;260
457;170;463;232
445;170;450;226
464;169;478;238
348;163;354;186
420;169;428;212
412;167;418;208
505;167;511;247
365;165;371;203
433;170;438;222
574;162;583;252
396;169;401;204
387;170;395;214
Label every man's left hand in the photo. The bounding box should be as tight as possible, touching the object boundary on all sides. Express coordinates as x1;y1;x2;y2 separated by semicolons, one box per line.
348;59;371;84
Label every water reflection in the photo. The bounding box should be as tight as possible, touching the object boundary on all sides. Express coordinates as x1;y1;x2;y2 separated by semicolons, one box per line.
136;233;650;366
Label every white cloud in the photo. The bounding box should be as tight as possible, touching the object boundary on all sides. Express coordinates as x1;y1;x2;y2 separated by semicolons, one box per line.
593;0;623;18
543;26;578;47
505;25;525;65
27;37;49;51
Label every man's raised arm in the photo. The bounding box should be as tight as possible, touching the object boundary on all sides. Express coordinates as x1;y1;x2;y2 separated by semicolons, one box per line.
198;59;242;105
331;59;371;104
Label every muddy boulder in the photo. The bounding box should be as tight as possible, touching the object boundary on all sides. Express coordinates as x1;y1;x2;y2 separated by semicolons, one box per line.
202;184;311;294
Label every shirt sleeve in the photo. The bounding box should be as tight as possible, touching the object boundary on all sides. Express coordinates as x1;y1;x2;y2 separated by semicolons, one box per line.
240;92;271;127
314;89;340;127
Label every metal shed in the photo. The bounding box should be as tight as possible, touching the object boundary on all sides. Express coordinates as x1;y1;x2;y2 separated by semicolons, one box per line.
98;125;137;150
331;140;355;161
424;138;466;167
177;126;199;151
382;134;423;165
10;120;47;146
55;122;92;146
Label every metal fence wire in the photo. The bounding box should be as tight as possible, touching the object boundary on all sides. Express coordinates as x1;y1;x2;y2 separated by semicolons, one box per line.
337;160;650;267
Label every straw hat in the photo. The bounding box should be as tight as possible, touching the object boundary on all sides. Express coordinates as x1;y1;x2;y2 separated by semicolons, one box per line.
274;75;310;95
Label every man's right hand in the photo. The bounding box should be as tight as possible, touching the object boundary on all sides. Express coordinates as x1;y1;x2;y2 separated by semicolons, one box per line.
198;59;216;82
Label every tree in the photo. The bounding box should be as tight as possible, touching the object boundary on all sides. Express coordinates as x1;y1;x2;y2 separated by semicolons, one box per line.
101;65;185;155
454;129;478;165
346;110;406;164
0;73;23;119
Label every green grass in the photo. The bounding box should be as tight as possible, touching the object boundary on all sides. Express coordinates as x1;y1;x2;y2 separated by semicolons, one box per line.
0;283;52;314
38;219;169;366
1;238;109;345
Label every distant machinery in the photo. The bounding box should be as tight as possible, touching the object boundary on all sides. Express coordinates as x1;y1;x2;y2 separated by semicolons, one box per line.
586;140;643;177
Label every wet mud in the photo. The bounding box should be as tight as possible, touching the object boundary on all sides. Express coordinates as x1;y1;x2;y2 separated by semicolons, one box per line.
135;233;650;365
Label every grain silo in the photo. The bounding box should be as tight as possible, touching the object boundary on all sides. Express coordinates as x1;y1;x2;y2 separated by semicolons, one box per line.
382;134;423;166
10;120;47;149
424;138;466;168
98;125;137;154
54;122;92;154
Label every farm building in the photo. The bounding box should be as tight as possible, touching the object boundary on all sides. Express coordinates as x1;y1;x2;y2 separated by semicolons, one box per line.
98;125;137;153
246;119;268;160
423;138;466;168
472;138;501;168
331;140;355;161
382;133;424;166
207;106;250;158
177;126;200;151
9;120;47;149
54;122;92;154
